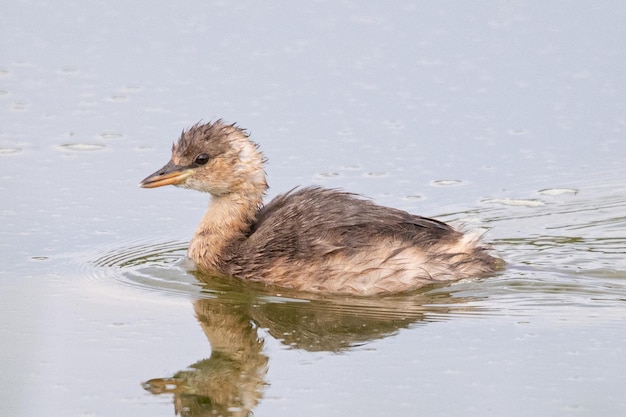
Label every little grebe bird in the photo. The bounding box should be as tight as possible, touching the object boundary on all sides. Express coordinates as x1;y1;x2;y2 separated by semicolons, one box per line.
140;121;500;295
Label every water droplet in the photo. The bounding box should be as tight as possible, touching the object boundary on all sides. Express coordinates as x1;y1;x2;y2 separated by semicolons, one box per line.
0;147;21;154
365;172;388;177
99;132;123;139
404;195;422;200
432;179;462;186
538;188;578;196
318;172;339;178
482;198;545;207
58;143;106;151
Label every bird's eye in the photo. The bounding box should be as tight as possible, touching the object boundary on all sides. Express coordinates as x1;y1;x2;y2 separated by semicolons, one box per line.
194;153;210;165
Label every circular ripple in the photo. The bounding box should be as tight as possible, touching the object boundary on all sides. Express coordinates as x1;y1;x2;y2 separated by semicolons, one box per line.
432;179;463;186
482;198;545;207
0;147;21;154
57;143;106;151
538;188;578;196
90;239;204;298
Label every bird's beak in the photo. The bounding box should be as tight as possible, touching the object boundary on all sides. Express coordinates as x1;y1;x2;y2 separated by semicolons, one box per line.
139;160;194;188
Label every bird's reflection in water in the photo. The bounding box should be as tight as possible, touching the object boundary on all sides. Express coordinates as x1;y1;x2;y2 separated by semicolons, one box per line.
142;278;268;417
142;272;484;416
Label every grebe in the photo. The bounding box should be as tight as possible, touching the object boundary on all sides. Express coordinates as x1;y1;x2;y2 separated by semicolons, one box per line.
140;121;500;295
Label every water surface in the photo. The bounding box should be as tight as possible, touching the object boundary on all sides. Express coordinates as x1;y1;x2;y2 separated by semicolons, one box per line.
1;1;626;416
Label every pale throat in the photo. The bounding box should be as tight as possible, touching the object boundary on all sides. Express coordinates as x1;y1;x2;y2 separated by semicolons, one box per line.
187;187;263;269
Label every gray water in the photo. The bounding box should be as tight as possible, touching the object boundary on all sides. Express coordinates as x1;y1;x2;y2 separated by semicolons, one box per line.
2;1;626;416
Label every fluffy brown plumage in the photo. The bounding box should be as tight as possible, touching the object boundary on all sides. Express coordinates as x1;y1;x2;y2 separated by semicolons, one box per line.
140;120;501;295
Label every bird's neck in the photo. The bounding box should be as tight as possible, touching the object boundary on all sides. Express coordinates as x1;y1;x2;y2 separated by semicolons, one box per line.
188;187;264;271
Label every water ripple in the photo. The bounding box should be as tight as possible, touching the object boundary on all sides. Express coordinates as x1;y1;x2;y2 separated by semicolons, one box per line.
89;239;203;297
